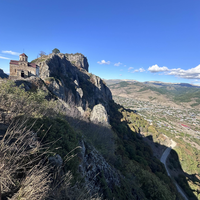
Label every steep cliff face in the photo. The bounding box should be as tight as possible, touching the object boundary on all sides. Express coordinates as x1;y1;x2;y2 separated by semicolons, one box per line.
34;53;112;123
66;53;89;72
78;140;120;196
31;53;120;197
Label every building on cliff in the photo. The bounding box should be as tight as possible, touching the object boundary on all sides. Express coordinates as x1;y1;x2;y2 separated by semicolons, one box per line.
9;53;39;79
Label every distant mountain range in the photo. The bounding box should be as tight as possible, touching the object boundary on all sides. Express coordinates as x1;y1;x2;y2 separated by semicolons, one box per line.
105;79;200;108
105;79;200;88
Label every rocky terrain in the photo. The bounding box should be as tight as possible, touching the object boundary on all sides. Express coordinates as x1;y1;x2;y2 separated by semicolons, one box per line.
0;53;188;199
33;53;112;123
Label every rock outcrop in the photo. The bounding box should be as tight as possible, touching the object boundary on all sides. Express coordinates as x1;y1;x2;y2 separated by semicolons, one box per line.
90;104;109;124
78;140;120;196
33;53;112;122
30;53;119;197
66;53;89;72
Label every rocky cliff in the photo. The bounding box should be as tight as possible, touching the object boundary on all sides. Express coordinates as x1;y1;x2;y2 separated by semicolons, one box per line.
33;53;111;124
29;53;123;198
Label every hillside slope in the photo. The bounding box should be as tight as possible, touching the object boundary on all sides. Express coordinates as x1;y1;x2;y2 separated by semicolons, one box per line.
107;79;200;199
0;54;186;199
106;80;200;109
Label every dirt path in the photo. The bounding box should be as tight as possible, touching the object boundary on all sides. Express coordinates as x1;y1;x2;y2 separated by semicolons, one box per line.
160;139;188;200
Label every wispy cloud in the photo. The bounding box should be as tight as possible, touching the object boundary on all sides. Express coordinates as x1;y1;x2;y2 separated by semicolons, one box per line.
130;67;145;73
148;64;169;73
2;50;20;56
128;67;134;72
0;56;10;60
139;68;145;72
190;80;200;86
97;60;110;65
124;65;126;67
114;62;122;66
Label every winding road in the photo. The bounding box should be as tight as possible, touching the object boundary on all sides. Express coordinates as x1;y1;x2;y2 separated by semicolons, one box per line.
160;139;188;200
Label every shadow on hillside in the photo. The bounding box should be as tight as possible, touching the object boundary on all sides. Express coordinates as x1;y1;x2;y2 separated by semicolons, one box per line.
0;102;199;199
63;101;200;200
168;149;200;200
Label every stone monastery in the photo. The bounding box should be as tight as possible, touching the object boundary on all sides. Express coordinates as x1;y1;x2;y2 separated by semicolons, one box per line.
9;53;39;79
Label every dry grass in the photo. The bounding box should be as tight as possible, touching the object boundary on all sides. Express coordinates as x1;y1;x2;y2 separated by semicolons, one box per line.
0;118;100;200
0;80;102;200
0;119;51;200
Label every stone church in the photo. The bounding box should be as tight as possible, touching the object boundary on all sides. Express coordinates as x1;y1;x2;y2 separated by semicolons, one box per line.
9;53;39;79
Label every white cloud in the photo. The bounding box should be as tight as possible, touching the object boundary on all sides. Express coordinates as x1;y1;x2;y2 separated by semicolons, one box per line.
130;68;145;73
97;60;110;65
167;64;200;79
139;68;145;72
148;64;200;79
119;74;122;76
114;62;122;66
2;50;20;56
0;56;10;60
120;69;123;71
124;65;126;67
148;64;169;73
128;67;134;72
133;69;139;73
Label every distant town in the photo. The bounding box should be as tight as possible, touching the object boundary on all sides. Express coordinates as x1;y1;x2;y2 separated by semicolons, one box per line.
113;96;200;149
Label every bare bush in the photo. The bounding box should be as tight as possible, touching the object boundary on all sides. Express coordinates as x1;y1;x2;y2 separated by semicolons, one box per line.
0;80;57;120
0;120;51;199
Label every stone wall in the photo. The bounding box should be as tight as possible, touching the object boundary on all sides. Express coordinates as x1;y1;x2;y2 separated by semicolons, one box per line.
10;63;37;79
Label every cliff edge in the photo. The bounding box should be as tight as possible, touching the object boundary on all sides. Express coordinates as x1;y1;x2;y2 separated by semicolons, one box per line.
33;52;112;124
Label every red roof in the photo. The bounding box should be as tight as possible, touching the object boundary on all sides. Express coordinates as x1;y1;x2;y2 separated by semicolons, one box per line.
10;60;19;65
10;60;37;68
28;63;37;68
181;124;190;129
20;53;28;57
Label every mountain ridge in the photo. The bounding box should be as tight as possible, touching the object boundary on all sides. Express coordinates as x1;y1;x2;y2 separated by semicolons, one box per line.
106;79;200;88
106;79;200;109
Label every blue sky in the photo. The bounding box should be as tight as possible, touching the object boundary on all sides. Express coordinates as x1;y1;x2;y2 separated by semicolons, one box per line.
0;0;200;84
